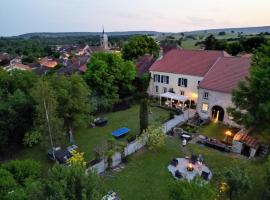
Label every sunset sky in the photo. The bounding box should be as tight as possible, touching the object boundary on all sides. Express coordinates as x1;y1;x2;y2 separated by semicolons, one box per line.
1;0;270;36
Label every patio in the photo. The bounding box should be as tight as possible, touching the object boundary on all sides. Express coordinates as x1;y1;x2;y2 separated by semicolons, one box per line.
159;92;188;111
168;157;212;181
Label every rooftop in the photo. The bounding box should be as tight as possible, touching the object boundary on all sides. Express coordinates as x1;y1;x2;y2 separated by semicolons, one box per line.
149;49;230;77
199;57;250;93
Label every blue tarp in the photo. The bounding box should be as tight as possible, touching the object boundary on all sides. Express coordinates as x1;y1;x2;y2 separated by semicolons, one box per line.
112;127;130;137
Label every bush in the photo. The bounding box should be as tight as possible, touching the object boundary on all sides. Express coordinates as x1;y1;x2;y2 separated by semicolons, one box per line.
2;160;41;185
127;133;137;143
169;111;175;119
23;130;41;147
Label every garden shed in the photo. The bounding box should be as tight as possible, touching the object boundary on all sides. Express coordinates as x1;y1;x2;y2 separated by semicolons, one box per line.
232;132;259;157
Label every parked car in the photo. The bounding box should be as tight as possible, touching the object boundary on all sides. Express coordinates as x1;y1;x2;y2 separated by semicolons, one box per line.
47;147;72;164
66;144;78;153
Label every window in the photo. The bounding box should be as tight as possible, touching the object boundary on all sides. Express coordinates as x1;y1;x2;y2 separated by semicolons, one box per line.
178;78;188;87
180;90;185;95
198;81;201;85
163;87;167;93
154;74;160;82
202;103;209;112
160;75;169;84
203;92;209;100
155;85;159;93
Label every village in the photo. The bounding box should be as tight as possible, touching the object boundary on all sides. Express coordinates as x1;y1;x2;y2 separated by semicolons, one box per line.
1;0;270;199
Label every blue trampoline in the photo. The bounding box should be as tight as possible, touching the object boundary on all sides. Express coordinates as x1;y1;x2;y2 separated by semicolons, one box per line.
112;127;130;138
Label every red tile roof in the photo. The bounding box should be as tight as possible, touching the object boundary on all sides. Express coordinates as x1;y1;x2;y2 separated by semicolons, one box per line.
39;57;58;68
233;132;259;149
149;49;230;77
199;57;250;93
13;63;32;71
136;55;156;76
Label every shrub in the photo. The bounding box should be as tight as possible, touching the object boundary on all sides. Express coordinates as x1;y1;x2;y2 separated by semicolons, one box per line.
2;160;41;185
23;130;41;147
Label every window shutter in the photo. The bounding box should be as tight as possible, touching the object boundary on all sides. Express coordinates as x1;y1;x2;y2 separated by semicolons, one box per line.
161;75;164;83
167;76;169;84
184;79;188;87
158;75;160;82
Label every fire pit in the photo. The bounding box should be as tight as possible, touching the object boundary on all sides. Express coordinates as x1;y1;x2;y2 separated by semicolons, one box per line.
187;163;194;172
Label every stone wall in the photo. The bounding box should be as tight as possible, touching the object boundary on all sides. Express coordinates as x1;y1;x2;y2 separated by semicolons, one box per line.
197;88;240;127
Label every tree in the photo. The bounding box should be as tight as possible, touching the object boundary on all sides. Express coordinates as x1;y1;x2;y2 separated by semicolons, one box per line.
140;99;149;133
142;126;165;151
31;79;64;148
204;35;227;50
49;74;91;142
0;160;43;200
84;52;136;109
43;164;103;200
122;35;160;60
169;177;218;200
226;42;243;56
228;42;270;130
219;166;251;200
204;35;218;50
0;70;37;155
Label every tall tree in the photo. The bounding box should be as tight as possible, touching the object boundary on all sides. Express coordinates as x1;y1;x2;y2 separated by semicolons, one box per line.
84;52;136;109
49;74;91;143
31;79;64;148
140;99;149;133
0;70;36;155
44;164;103;200
228;41;270;130
122;35;160;60
219;166;251;200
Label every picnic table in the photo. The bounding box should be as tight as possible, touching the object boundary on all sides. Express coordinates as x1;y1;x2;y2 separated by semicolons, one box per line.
112;127;130;138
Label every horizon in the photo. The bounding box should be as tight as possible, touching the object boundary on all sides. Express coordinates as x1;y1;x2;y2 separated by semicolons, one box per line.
2;0;270;36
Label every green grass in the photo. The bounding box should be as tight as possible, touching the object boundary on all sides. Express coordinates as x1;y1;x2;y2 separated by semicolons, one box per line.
103;138;267;200
16;105;170;167
199;122;232;141
181;40;200;50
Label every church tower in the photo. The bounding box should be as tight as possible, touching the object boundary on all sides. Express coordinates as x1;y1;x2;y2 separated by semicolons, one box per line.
100;27;109;50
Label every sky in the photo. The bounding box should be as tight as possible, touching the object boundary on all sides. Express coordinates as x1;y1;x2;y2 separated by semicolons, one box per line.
1;0;270;36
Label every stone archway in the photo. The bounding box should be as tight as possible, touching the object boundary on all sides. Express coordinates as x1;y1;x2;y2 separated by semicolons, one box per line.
212;105;225;122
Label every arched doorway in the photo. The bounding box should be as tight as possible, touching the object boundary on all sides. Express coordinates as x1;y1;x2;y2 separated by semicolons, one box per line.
212;105;224;122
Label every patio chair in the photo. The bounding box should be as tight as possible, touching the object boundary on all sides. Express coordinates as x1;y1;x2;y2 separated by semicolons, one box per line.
175;170;182;178
190;154;198;164
201;171;210;181
170;159;178;167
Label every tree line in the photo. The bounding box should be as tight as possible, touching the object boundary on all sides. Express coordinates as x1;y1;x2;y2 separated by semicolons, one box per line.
198;34;269;55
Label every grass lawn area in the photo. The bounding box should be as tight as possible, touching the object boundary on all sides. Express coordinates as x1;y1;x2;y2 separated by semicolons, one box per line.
74;105;170;161
16;105;170;168
103;137;267;200
181;39;200;50
199;122;232;141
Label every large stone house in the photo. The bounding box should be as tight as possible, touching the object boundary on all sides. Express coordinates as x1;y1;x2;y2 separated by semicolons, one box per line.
148;48;251;126
148;49;230;103
197;57;250;126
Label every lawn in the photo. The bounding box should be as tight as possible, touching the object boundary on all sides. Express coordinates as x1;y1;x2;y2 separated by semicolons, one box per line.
199;122;232;141
103;137;267;200
16;105;170;168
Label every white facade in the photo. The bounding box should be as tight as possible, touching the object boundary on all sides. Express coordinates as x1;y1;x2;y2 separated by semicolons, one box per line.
197;88;239;127
148;71;203;102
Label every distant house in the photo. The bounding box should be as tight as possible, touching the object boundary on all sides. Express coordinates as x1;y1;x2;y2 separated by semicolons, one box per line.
135;55;156;76
148;49;230;102
4;62;32;72
197;57;250;126
39;57;58;68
